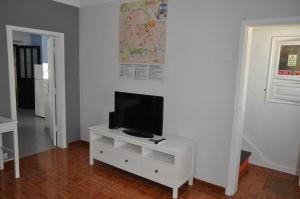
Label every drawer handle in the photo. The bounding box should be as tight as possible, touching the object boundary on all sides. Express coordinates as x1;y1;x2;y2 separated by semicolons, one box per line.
125;160;128;163
155;169;158;173
100;150;103;154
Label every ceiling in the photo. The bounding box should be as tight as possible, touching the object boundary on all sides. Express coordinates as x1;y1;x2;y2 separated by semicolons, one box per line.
52;0;115;8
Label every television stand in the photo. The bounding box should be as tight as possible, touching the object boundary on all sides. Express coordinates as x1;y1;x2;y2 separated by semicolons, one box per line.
89;124;195;198
123;129;154;138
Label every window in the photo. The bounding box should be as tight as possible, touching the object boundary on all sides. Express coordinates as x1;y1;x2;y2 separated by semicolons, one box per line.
266;37;300;105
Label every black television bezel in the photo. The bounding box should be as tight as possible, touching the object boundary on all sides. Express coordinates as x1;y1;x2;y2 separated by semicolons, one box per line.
114;91;164;136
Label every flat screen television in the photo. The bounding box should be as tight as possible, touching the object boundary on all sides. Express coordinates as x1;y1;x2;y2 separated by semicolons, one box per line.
114;91;164;138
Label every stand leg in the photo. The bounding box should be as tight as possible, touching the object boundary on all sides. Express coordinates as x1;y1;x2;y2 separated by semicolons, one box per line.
189;177;193;186
90;157;94;165
89;143;94;165
0;134;4;170
172;187;178;199
13;127;20;178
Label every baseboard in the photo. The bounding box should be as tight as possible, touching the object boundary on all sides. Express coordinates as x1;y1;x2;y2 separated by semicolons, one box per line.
68;139;89;146
80;137;89;143
4;158;14;163
250;161;299;176
193;178;225;193
79;139;89;144
243;136;299;176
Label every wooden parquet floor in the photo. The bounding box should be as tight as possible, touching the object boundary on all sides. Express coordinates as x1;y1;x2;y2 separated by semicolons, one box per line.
0;141;299;199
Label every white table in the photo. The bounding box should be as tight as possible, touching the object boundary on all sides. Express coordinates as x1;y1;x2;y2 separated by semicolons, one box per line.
0;117;19;178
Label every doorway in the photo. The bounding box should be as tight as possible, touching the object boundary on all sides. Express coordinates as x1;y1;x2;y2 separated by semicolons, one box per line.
12;32;54;157
6;25;67;153
226;17;300;196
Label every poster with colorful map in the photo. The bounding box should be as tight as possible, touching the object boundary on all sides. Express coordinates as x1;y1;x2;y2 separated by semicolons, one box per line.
119;0;167;80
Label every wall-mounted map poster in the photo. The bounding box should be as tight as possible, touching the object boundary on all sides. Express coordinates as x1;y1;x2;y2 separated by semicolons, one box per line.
119;0;168;81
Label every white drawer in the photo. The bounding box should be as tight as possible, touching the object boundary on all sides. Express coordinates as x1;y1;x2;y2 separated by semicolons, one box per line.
116;153;142;174
142;159;176;186
93;144;116;165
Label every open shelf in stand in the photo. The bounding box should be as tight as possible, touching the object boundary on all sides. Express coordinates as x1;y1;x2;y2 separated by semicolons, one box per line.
117;142;142;155
93;136;114;148
144;149;175;166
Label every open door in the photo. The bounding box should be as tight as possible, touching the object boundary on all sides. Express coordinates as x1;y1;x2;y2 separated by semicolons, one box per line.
15;45;41;109
47;37;57;146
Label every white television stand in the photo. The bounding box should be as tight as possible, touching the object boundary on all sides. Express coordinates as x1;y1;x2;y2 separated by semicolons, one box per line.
89;124;195;198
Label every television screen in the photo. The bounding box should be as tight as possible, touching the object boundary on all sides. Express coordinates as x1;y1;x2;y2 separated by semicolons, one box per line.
115;92;163;136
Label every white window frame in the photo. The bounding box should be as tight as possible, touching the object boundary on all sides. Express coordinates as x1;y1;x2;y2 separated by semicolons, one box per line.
266;36;300;105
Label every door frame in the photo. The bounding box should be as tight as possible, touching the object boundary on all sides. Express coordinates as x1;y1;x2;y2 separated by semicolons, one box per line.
6;25;67;149
225;16;300;196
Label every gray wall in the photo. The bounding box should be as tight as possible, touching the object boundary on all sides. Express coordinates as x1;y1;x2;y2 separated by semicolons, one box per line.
0;0;80;143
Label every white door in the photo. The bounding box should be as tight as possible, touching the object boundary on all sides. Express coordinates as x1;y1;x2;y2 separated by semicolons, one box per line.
47;37;57;146
34;64;46;117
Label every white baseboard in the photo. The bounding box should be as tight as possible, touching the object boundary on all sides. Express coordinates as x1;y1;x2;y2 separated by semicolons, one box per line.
243;136;299;176
80;137;89;142
250;161;299;176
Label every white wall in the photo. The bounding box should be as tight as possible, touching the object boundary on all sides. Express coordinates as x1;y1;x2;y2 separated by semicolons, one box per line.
79;0;300;187
243;27;300;175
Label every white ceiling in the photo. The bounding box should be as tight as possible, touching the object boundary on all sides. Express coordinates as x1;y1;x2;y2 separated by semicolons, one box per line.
52;0;115;8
